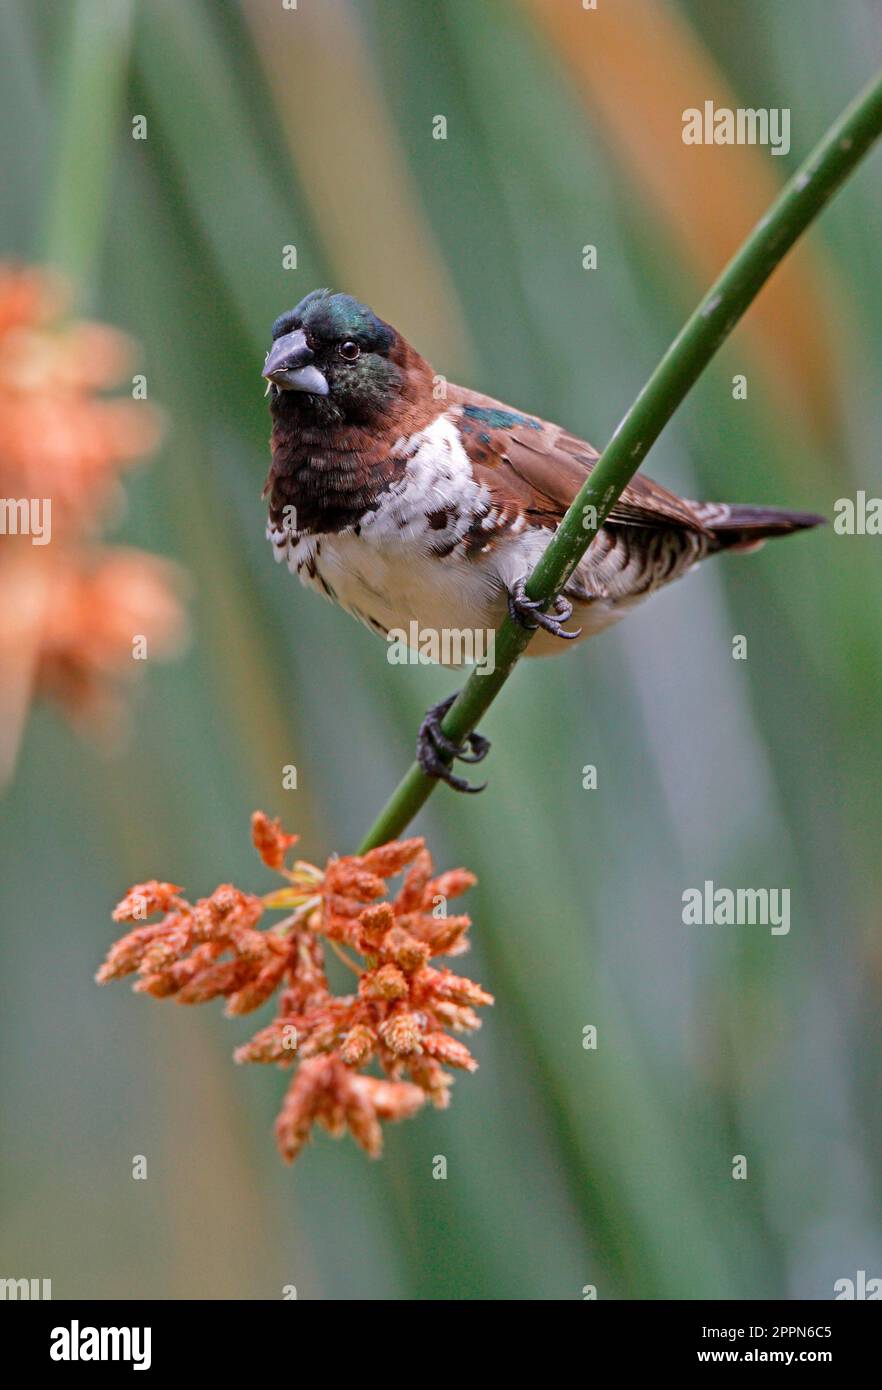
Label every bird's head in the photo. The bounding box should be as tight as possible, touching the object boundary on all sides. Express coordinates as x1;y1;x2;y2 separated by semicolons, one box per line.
262;289;408;425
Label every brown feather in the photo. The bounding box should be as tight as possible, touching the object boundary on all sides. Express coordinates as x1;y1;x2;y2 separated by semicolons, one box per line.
447;383;710;535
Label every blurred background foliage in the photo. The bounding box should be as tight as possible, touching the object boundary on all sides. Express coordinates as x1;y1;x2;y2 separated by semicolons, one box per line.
1;0;881;1300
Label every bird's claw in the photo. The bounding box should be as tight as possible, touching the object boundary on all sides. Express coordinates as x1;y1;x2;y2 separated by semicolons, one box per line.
416;694;490;794
507;575;582;640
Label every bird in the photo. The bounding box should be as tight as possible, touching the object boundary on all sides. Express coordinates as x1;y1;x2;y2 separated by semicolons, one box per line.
262;289;823;791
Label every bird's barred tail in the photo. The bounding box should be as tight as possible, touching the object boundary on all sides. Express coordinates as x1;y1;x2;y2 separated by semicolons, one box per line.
697;502;826;553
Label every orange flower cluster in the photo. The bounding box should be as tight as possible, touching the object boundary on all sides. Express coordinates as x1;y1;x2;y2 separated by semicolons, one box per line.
0;264;185;780
97;813;493;1163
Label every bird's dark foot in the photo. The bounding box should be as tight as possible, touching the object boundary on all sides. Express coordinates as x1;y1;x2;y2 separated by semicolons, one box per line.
507;575;582;640
416;694;490;794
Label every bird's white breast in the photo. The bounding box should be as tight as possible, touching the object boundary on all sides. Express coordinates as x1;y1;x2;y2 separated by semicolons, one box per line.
272;415;511;633
268;412;636;660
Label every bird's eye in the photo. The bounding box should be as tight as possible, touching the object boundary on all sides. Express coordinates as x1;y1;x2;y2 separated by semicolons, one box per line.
338;340;360;361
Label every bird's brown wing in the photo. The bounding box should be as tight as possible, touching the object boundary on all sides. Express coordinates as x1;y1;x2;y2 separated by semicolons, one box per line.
447;384;709;534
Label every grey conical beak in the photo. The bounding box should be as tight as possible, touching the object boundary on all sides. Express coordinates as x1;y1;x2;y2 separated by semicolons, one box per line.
262;329;329;395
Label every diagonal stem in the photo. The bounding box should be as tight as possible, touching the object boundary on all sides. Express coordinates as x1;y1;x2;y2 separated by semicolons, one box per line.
358;66;882;854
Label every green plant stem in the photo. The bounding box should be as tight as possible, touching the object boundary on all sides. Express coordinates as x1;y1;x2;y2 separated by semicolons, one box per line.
358;66;882;854
43;0;135;304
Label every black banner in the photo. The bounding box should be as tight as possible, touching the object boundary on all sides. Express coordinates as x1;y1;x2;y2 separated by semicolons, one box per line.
2;1299;876;1372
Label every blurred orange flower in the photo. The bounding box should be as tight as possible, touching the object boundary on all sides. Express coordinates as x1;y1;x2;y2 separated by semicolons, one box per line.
0;264;186;781
98;811;492;1163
